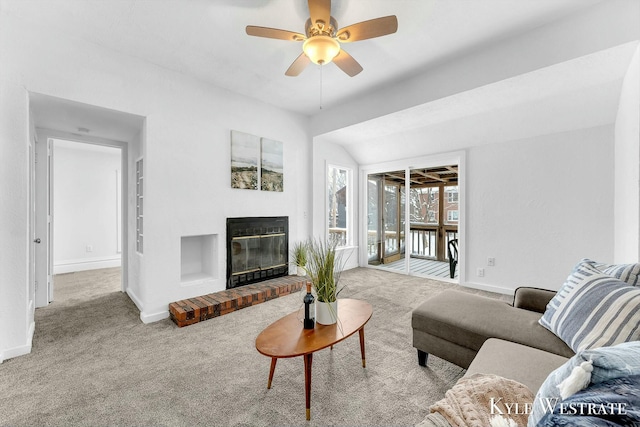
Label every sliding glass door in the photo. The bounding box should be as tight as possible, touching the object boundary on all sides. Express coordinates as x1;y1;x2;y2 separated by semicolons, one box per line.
366;165;459;279
367;172;405;265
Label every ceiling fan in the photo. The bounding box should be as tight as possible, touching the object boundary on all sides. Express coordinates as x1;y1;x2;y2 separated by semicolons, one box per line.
246;0;398;77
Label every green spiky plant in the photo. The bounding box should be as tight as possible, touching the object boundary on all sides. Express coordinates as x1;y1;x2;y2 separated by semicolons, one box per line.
291;241;308;268
303;237;344;303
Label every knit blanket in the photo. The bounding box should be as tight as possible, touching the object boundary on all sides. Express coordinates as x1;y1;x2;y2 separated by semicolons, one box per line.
427;374;534;427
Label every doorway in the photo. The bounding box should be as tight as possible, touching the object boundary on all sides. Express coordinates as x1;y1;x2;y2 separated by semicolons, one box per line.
50;139;123;302
29;93;144;312
366;165;459;280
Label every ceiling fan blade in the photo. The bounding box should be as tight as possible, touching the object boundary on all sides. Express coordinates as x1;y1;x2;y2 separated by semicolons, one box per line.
336;15;398;42
246;26;305;41
307;0;331;31
285;53;311;76
333;49;363;77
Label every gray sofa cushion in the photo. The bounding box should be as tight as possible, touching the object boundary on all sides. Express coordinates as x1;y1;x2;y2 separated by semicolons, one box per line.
466;338;569;393
412;290;574;360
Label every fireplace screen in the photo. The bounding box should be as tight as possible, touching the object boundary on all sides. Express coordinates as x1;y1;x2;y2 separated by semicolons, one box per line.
227;217;288;288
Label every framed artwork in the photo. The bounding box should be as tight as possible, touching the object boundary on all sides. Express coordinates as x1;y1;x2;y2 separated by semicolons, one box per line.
261;138;283;192
230;130;260;190
231;130;284;192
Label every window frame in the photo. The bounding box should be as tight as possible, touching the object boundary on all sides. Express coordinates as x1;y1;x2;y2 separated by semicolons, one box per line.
326;163;353;248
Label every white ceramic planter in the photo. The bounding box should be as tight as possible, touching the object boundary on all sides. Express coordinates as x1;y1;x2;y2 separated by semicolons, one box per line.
315;300;338;325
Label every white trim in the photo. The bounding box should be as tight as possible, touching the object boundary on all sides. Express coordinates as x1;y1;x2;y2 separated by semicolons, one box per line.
126;287;144;311
359;150;466;282
34;127;130;298
0;342;33;363
5;319;38;362
128;287;168;325
116;169;122;253
462;281;514;296
53;256;121;274
326;162;354;247
140;310;169;324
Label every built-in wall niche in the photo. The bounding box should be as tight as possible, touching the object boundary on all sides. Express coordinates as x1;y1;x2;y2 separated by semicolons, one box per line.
180;234;218;285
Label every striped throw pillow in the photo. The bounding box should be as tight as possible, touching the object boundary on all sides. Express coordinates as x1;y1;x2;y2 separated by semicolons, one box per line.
580;258;640;286
602;262;640;287
539;260;640;352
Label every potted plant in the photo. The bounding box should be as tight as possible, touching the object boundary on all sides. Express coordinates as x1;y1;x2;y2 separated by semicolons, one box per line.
291;241;308;276
304;237;344;325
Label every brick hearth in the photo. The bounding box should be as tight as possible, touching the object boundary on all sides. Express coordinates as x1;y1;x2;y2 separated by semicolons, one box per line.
169;275;306;327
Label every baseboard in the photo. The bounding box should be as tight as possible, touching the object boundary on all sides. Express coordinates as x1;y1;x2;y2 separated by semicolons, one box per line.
126;288;169;324
28;320;35;346
140;309;169;324
0;342;33;363
1;314;36;363
126;288;144;312
54;256;121;274
462;281;515;296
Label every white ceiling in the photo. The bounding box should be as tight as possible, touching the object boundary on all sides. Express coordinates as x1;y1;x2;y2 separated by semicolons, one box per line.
317;42;638;163
10;0;638;163
6;0;605;117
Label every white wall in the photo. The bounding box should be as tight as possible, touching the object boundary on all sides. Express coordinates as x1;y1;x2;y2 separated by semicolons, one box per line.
614;45;640;262
349;125;615;295
0;81;31;362
0;9;312;360
466;125;615;293
53;140;122;274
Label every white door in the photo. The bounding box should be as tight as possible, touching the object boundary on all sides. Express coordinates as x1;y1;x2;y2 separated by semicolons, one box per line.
35;137;53;307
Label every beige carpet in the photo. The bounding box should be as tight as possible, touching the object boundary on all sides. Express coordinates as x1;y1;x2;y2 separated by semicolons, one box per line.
0;267;509;427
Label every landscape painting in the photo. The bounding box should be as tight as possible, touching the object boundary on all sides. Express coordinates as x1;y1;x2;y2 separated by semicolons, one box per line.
231;130;259;190
260;138;284;192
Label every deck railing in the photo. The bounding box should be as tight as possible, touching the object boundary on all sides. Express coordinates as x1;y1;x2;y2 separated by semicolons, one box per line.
328;227;347;247
410;225;457;259
367;225;457;260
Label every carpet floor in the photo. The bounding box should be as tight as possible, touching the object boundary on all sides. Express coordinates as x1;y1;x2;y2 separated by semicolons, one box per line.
0;267;509;427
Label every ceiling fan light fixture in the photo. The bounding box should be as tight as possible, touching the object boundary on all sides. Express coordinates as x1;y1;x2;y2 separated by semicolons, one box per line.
246;0;397;76
303;35;340;65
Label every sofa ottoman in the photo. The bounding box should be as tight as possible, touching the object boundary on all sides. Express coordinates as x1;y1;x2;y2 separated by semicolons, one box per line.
412;289;574;369
466;338;569;393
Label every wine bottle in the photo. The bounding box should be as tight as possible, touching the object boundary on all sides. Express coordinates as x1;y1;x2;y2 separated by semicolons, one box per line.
303;282;315;329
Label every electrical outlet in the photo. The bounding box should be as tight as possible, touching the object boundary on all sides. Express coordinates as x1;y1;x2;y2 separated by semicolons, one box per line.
86;245;93;253
477;268;485;277
487;257;495;267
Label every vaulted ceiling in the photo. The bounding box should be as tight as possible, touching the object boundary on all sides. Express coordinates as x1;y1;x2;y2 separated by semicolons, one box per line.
6;0;638;162
4;0;605;116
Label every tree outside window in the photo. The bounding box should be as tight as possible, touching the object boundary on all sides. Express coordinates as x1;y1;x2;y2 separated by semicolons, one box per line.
410;187;439;224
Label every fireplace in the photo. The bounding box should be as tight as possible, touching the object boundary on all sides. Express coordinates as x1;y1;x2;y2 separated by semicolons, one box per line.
226;217;289;289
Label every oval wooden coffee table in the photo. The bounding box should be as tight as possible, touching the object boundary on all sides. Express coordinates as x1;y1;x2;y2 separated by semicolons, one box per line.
255;298;373;420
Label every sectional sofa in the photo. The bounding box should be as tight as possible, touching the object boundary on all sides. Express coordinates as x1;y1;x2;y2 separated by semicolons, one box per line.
412;258;640;426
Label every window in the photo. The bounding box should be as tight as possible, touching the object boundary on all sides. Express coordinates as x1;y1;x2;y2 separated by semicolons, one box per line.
327;165;350;247
447;210;459;223
447;190;459;203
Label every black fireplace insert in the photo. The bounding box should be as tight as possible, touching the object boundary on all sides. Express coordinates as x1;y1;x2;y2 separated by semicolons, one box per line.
226;216;289;289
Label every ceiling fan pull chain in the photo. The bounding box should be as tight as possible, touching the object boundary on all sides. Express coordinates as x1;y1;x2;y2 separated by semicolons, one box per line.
319;64;323;110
